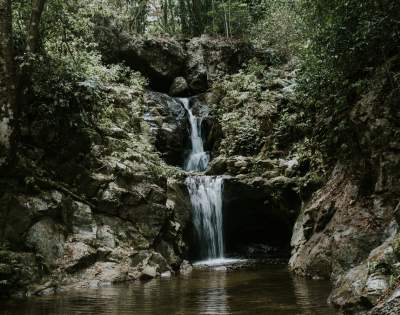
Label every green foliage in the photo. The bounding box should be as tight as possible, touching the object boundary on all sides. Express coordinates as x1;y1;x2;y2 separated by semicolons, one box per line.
301;0;400;81
211;60;278;156
250;0;303;59
296;0;400;164
9;0;150;159
206;1;253;38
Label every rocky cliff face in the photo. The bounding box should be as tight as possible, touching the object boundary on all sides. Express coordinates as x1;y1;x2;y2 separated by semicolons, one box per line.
95;21;270;94
289;57;400;314
0;84;191;296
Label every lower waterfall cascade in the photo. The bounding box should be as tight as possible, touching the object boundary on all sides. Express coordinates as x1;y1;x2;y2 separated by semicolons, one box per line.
186;176;224;259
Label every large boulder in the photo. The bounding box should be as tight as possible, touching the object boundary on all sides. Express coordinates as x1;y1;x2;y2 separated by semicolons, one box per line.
185;36;255;93
289;164;395;279
114;37;186;91
26;218;66;269
328;229;399;314
0;191;63;250
95;19;186;92
169;77;189;96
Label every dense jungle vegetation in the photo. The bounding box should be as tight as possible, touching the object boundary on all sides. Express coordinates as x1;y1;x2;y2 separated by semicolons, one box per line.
1;0;399;169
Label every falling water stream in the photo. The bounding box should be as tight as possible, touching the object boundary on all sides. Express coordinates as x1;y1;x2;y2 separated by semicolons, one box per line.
186;176;224;259
179;97;227;264
180;98;210;172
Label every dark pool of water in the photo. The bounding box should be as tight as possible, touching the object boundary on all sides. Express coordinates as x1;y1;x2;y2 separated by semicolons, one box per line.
0;264;338;315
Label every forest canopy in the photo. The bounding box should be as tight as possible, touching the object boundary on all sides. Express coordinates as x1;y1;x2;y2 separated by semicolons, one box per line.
1;0;399;166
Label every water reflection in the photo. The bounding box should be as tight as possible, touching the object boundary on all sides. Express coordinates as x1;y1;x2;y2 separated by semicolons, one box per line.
0;264;338;315
292;276;335;315
198;269;229;315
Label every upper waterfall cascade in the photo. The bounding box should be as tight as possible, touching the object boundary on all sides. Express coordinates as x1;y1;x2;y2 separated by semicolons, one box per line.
179;98;210;172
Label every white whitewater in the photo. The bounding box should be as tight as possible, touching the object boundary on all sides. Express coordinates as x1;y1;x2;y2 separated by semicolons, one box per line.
186;176;224;259
179;98;210;172
179;97;225;261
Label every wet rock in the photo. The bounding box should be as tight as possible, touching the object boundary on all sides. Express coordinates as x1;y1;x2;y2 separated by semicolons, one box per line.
96;225;116;249
144;92;189;166
289;164;394;280
131;250;152;268
26;218;66;268
140;265;157;280
63;242;97;273
95;215;150;250
96;27;186;91
365;274;389;302
186;36;255;93
169;77;189;96
65;201;97;239
166;179;191;230
149;252;171;273
179;260;193;275
329;233;399;313
0;251;40;295
369;289;400;315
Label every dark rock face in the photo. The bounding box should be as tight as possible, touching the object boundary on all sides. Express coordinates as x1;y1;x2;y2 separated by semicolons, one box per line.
144;92;190;166
368;288;400;315
222;175;301;258
289;164;396;279
169;77;189;96
95;26;262;94
185;36;254;93
96;25;186;92
0;85;192;296
115;37;186;92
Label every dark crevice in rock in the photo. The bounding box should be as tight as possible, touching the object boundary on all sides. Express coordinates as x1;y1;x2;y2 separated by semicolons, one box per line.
222;178;300;258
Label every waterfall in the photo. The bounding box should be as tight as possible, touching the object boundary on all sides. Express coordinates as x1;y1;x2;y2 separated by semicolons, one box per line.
179;98;210;172
186;176;224;259
178;97;225;261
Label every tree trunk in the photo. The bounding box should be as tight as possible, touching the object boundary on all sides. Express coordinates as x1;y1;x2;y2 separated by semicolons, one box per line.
0;0;17;166
17;0;46;132
26;0;46;54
